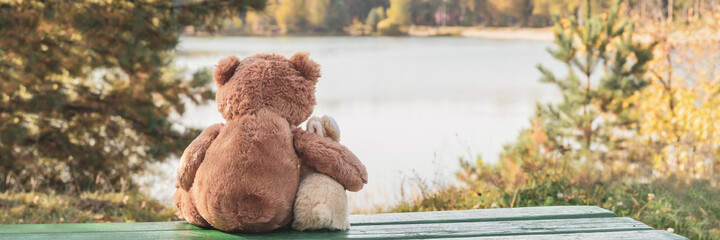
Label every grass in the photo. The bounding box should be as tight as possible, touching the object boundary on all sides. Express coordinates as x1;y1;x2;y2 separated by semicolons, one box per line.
390;176;720;240
2;173;716;240
0;191;180;224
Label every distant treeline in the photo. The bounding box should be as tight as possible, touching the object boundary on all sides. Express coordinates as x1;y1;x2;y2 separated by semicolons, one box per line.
193;0;720;35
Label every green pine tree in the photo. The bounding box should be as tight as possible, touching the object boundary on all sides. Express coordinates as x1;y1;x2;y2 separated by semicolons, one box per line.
500;0;656;185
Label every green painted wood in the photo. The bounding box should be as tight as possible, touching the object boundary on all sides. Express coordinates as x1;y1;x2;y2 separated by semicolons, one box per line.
0;221;201;234
0;217;660;239
0;229;685;240
465;230;687;240
335;217;654;239
350;206;616;226
0;206;614;234
0;206;687;239
0;230;242;240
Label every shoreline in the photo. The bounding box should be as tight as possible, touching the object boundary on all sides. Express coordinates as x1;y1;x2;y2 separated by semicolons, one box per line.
183;26;555;41
408;26;554;41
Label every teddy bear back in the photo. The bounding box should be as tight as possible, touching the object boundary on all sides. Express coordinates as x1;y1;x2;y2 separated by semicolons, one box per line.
213;52;321;126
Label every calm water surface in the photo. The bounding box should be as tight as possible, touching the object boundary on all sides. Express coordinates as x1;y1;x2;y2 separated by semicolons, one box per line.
141;36;565;212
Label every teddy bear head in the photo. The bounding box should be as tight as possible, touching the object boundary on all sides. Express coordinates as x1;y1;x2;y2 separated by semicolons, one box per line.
213;52;321;126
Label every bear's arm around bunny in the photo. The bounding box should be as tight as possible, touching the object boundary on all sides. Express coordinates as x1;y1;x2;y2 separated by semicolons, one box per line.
177;123;224;191
293;129;368;192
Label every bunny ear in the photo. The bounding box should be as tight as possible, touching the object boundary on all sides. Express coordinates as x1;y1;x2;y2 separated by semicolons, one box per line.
289;52;321;82
321;115;340;142
213;56;240;86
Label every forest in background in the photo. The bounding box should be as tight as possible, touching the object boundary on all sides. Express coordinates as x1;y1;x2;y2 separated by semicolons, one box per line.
196;0;720;36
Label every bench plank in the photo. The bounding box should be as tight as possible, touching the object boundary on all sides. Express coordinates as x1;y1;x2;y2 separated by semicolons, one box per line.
0;229;684;240
0;221;200;234
467;230;686;240
350;206;616;225
343;217;653;239
0;217;655;239
0;206;614;234
0;206;686;239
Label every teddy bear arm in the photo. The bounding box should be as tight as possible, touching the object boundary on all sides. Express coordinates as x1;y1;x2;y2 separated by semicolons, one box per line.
293;129;368;192
177;123;223;191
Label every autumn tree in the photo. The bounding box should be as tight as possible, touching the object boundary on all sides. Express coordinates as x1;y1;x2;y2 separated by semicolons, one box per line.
532;0;582;23
346;0;389;24
304;0;329;30
485;0;535;26
274;0;304;33
366;6;386;32
324;0;352;33
376;0;412;35
0;0;265;192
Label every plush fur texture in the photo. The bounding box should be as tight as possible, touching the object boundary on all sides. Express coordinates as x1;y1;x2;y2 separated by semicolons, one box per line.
174;53;368;233
292;116;350;231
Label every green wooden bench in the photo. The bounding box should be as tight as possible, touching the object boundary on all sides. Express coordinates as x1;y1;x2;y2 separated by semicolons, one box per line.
0;206;685;239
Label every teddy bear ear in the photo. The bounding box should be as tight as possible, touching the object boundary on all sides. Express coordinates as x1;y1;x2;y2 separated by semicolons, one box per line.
213;56;240;86
289;52;321;82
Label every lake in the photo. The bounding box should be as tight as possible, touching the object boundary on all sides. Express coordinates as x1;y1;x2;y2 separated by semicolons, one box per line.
139;36;566;212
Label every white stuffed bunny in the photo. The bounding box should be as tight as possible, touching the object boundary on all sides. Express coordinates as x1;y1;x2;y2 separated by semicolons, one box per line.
292;115;350;231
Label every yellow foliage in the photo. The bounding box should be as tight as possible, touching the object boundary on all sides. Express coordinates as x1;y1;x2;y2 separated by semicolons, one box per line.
532;0;582;17
629;17;720;181
304;0;328;28
244;5;274;34
274;0;303;33
385;0;411;27
376;18;403;36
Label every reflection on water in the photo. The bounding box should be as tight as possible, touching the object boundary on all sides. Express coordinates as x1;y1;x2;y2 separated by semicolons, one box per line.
142;36;566;212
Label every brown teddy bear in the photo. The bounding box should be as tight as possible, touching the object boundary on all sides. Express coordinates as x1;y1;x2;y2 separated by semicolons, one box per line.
173;52;368;233
292;115;350;231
